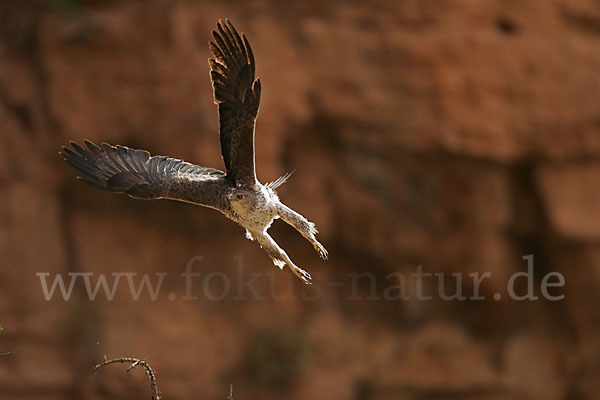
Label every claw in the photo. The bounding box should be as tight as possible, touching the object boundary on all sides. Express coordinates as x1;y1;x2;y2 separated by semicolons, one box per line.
314;242;328;260
320;248;328;260
290;265;312;285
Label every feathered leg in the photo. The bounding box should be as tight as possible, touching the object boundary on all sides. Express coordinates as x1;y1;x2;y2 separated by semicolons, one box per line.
276;204;328;260
253;231;312;284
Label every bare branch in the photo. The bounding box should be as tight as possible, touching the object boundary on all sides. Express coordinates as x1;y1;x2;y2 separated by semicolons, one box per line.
92;356;160;400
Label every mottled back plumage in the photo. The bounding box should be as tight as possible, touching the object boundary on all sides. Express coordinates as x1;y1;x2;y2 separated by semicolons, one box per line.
60;19;326;284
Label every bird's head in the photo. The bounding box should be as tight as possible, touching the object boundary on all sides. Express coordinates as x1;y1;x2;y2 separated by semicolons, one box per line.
228;187;255;213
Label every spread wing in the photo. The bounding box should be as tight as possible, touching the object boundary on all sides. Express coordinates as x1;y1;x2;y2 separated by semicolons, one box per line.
209;19;261;187
61;140;232;211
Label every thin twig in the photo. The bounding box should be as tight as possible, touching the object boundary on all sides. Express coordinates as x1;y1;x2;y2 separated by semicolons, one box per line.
0;352;15;357
92;356;160;400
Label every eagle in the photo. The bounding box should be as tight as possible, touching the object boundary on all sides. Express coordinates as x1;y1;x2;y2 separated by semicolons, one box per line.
60;19;327;284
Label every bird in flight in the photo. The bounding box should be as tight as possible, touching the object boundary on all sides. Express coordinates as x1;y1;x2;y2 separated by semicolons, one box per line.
60;19;327;284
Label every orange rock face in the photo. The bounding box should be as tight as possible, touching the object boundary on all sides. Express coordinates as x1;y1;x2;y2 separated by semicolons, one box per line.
1;1;599;399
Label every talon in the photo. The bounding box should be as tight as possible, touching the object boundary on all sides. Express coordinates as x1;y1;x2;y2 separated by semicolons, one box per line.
315;243;328;260
301;270;312;285
291;266;312;284
320;249;328;260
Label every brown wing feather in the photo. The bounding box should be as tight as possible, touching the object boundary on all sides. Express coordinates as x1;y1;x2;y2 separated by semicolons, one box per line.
61;140;232;210
209;19;261;187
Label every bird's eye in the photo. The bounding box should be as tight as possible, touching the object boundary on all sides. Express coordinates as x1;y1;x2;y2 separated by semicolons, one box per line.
235;193;244;200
